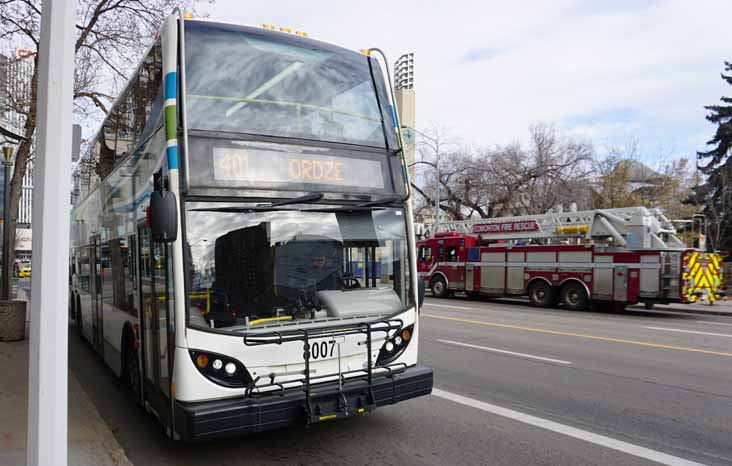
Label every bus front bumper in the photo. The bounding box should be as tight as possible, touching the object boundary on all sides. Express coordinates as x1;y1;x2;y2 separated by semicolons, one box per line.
174;364;433;441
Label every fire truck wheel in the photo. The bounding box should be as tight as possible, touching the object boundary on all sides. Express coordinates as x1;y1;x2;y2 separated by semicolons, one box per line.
430;276;448;298
528;280;555;308
561;282;588;311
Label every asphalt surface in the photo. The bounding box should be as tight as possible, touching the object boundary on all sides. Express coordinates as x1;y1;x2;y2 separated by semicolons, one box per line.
69;296;732;466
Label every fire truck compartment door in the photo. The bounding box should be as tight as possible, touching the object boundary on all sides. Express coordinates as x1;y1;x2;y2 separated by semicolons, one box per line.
507;252;524;293
613;266;628;302
593;256;613;300
480;252;505;293
639;255;660;298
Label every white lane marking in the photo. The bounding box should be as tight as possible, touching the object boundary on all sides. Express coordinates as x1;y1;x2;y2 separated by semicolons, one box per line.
424;303;474;310
691;320;732;327
437;339;572;365
645;326;732;338
432;389;707;466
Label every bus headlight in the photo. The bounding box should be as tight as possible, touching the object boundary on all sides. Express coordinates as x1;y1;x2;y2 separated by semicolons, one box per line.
189;350;252;388
376;324;414;365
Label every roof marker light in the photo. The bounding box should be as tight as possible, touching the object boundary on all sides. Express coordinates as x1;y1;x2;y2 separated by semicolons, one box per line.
262;24;276;30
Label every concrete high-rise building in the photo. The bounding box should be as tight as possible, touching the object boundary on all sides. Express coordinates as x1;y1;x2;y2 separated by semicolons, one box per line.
393;53;416;176
0;49;36;259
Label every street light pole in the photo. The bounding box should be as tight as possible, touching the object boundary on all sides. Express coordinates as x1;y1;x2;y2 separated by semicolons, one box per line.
435;149;440;228
1;146;12;300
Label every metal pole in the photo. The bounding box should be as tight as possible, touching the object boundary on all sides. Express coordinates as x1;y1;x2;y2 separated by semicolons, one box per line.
27;1;75;465
435;149;440;227
1;150;11;300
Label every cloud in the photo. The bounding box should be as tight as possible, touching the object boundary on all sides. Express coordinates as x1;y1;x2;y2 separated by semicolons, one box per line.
463;48;501;63
208;0;731;162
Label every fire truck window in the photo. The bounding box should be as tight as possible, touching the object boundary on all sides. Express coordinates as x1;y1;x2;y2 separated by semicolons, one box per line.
420;247;432;261
445;246;458;262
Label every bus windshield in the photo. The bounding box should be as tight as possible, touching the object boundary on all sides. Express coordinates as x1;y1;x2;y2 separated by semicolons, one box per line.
184;21;397;148
184;202;413;331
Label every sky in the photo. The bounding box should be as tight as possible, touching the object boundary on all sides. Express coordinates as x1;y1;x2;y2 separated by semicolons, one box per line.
206;0;732;166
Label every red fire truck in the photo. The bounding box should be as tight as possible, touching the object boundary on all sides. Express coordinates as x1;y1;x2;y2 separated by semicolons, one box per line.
417;207;723;310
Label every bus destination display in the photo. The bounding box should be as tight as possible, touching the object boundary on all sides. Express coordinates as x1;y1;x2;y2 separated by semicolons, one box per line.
211;147;385;190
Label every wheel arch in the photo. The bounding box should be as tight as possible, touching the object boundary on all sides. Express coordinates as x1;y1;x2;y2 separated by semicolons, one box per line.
559;278;590;298
429;271;449;288
525;276;552;293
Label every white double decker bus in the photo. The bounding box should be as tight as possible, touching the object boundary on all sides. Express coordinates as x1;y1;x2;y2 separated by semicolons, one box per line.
69;13;432;441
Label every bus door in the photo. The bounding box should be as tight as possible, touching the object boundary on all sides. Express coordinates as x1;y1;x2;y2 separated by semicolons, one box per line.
91;236;104;354
138;225;173;403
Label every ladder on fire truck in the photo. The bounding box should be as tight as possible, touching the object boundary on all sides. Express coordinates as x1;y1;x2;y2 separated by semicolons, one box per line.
417;206;687;251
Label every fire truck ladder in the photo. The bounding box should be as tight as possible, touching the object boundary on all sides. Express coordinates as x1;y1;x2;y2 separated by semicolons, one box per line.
418;206;686;250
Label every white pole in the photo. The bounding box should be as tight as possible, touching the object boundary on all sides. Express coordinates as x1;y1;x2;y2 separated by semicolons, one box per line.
435;149;440;227
27;1;75;465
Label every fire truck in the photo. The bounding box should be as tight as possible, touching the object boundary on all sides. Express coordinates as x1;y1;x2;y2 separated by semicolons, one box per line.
416;207;723;310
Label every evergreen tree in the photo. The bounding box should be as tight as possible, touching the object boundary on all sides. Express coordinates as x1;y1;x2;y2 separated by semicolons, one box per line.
697;61;732;251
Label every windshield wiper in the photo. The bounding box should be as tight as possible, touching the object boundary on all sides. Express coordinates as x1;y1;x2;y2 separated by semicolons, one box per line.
262;192;324;208
190;192;325;214
357;195;406;207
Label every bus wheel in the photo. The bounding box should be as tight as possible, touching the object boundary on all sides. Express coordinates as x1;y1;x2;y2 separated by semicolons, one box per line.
124;344;141;404
76;308;83;338
561;282;588;311
528;281;554;308
430;276;448;298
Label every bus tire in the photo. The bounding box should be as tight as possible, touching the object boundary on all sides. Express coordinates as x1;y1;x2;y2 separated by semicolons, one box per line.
122;334;142;405
76;310;83;339
560;282;588;311
528;280;554;308
430;276;448;298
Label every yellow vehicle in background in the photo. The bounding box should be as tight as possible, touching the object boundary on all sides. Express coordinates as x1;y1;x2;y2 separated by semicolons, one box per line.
18;265;32;278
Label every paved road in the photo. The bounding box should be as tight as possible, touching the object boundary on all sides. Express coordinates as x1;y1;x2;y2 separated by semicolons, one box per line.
69;297;732;466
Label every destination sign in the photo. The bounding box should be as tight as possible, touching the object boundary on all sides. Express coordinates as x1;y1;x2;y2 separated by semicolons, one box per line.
471;220;539;234
210;147;385;190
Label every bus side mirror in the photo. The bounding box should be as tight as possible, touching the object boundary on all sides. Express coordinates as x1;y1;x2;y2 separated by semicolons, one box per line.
150;191;178;243
418;278;425;308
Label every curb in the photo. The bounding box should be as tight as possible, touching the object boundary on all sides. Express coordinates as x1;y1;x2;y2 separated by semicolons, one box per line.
628;305;732;317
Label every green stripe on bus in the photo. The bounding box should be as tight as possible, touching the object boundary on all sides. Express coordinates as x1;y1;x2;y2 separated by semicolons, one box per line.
165;106;177;140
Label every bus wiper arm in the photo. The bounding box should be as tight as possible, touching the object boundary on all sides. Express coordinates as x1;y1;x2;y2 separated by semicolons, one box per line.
266;192;324;207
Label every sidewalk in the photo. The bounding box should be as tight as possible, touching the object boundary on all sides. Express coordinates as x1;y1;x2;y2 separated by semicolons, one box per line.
0;319;133;465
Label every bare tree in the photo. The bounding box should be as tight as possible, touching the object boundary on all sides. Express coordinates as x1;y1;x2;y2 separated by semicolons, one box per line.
0;0;200;293
411;124;594;221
